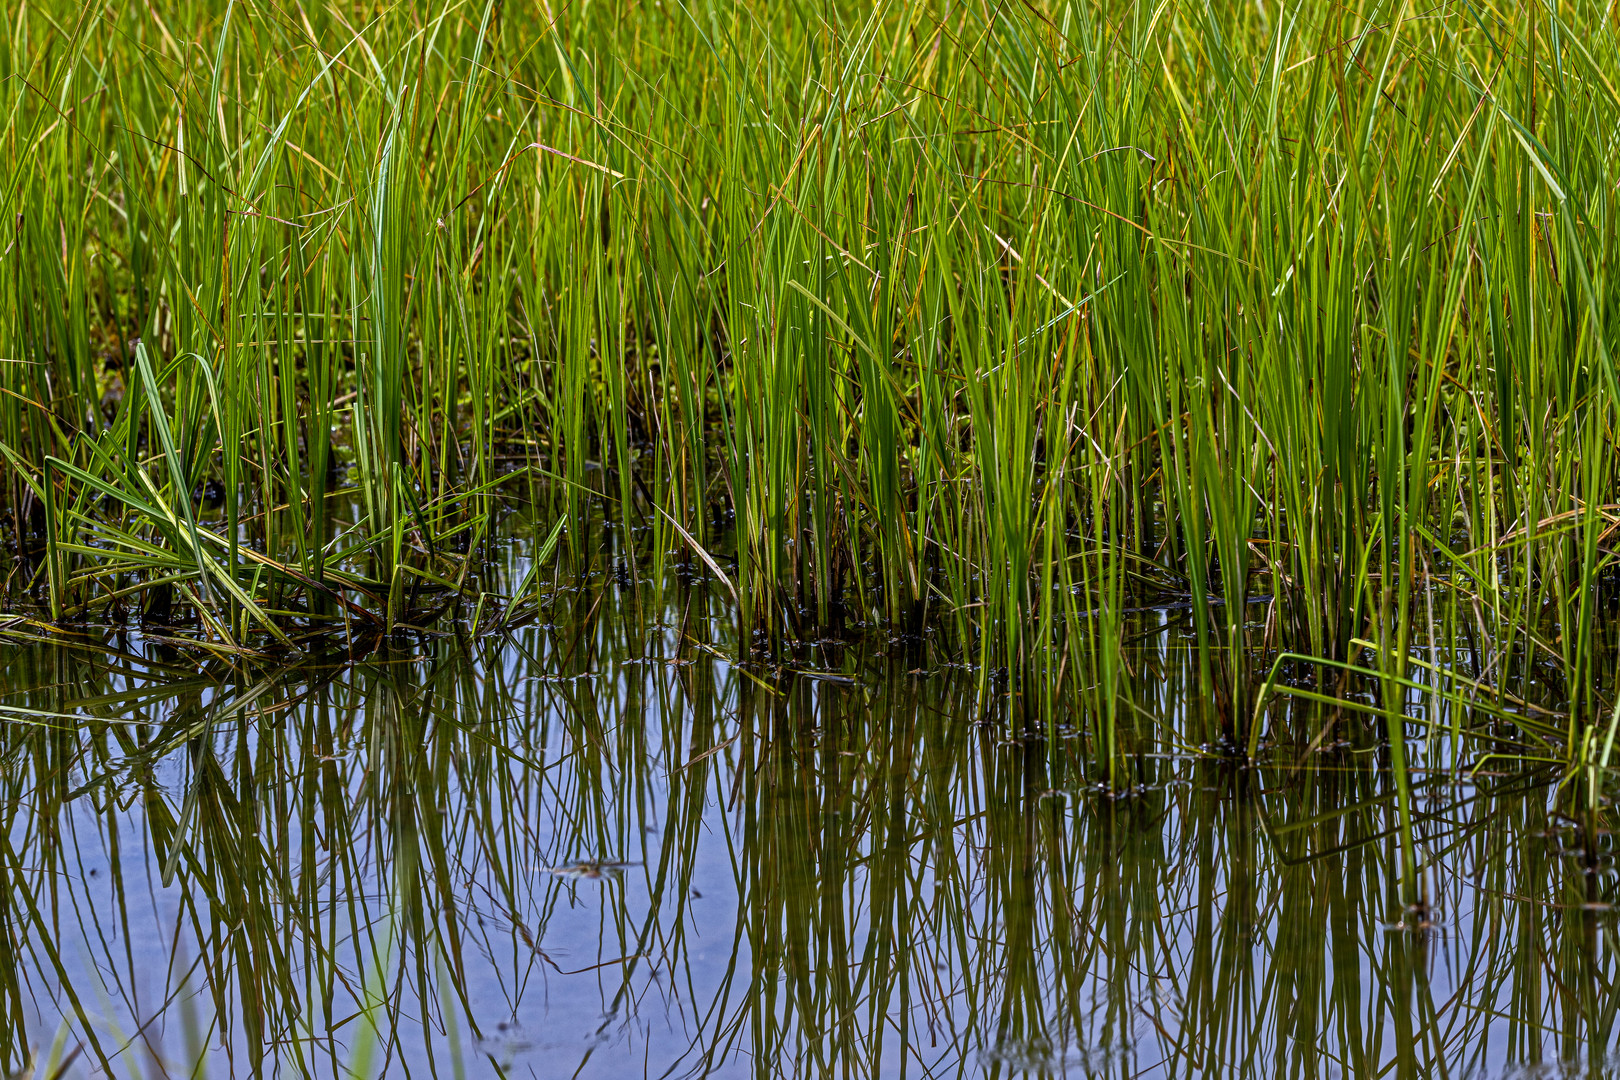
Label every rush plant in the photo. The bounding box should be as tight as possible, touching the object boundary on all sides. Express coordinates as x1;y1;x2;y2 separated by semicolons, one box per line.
2;0;1618;771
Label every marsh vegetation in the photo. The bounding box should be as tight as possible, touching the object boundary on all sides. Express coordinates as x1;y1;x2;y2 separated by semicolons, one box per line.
3;0;1620;1071
6;0;1620;751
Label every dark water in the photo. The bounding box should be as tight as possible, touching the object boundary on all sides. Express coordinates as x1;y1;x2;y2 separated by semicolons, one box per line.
1;579;1618;1078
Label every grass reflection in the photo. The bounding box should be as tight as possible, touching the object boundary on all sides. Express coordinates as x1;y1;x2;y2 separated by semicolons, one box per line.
0;607;1616;1078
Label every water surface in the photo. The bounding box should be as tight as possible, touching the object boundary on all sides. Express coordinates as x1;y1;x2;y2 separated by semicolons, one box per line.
1;587;1616;1078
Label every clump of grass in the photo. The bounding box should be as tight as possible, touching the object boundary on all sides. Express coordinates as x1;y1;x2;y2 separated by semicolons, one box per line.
2;0;1619;768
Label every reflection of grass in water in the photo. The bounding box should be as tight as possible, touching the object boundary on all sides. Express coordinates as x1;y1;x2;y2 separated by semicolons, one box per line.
0;600;1615;1078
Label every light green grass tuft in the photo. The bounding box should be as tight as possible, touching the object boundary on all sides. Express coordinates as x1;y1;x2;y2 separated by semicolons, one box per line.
2;0;1618;768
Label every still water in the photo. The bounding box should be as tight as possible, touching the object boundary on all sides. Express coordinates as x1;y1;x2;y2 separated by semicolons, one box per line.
1;582;1616;1078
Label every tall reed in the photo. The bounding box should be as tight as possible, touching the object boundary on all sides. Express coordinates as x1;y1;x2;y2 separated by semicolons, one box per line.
3;0;1618;766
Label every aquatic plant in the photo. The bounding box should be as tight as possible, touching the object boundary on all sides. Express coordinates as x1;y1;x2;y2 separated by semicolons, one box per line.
3;0;1619;771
